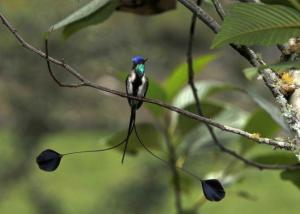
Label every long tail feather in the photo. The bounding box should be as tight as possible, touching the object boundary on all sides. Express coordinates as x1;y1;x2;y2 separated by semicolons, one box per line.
121;107;136;164
132;124;225;201
133;124;202;180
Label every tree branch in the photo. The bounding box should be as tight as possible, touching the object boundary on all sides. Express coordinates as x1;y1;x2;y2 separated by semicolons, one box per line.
186;0;300;170
177;0;300;145
0;12;299;162
212;0;225;20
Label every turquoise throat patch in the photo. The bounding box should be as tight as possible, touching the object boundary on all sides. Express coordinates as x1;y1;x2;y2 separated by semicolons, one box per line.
135;64;145;75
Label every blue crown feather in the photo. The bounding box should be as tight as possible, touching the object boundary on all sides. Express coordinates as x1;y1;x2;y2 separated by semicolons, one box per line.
132;56;145;64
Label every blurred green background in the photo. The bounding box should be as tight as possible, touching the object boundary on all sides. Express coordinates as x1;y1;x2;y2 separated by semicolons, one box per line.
0;0;299;213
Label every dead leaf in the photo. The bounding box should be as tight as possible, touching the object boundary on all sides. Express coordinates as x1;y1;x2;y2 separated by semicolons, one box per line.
117;0;176;15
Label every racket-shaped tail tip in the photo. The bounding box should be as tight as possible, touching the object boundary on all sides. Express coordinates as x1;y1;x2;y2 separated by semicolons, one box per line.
201;179;225;202
36;149;62;172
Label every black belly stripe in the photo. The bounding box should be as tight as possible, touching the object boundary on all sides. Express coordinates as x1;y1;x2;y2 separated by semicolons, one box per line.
128;75;144;109
132;76;143;96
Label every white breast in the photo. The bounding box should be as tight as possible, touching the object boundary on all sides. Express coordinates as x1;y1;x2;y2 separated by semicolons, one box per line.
137;76;147;97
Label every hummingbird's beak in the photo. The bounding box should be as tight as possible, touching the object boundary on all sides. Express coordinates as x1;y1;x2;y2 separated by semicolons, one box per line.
144;58;148;63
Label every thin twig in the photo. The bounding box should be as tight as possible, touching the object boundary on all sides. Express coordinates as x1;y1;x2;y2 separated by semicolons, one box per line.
186;0;300;170
45;40;84;88
0;12;297;154
212;0;225;20
166;130;183;214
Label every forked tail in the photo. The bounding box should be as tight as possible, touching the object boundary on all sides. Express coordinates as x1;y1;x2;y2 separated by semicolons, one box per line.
121;107;136;164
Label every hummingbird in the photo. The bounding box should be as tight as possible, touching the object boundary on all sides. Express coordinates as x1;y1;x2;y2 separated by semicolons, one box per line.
38;51;225;201
122;56;149;163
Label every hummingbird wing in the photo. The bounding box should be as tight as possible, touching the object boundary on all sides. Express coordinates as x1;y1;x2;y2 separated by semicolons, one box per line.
125;72;136;107
136;76;148;109
125;73;133;95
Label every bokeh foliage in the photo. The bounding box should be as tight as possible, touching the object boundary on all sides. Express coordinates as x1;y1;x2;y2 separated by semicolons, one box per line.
0;0;300;213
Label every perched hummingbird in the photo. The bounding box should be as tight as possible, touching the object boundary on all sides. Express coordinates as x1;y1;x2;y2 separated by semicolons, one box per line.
122;56;149;163
38;51;225;202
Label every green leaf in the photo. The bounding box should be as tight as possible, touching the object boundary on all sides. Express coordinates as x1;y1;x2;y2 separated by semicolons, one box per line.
163;54;217;100
243;61;300;79
178;103;249;157
243;67;259;80
170;81;238;131
171;81;287;136
49;0;117;38
212;4;300;48
176;101;224;137
251;152;298;165
176;105;249;177
143;80;168;117
261;0;299;9
171;81;238;110
239;109;280;153
106;123;163;155
289;0;300;11
267;60;300;71
281;170;300;189
261;0;300;11
246;90;290;133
